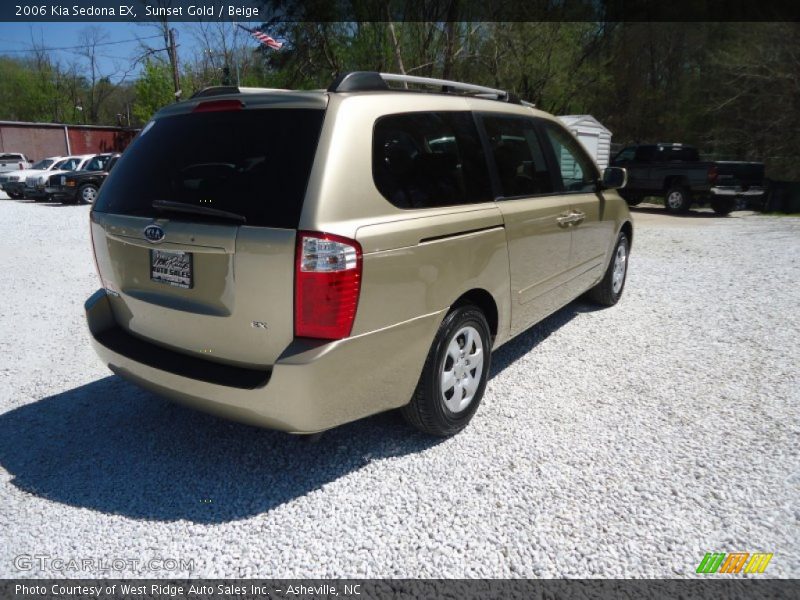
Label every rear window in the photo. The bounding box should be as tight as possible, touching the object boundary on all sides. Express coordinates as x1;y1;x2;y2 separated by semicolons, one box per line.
94;108;324;228
0;154;24;161
657;146;699;162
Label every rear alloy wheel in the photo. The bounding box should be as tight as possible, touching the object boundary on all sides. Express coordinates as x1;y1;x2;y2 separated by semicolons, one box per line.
402;305;491;436
664;186;691;213
711;199;734;216
587;232;629;306
79;184;98;204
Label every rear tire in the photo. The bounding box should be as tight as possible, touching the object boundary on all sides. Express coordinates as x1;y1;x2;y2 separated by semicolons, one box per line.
402;305;491;437
711;199;734;216
586;232;629;307
664;186;691;213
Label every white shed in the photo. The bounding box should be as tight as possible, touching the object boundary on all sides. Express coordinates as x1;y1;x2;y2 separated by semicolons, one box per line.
557;115;612;170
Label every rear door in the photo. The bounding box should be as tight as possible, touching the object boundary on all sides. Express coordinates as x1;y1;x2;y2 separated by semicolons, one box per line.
91;97;326;368
479;114;573;334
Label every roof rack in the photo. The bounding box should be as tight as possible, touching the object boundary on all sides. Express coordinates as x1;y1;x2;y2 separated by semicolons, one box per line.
327;71;535;107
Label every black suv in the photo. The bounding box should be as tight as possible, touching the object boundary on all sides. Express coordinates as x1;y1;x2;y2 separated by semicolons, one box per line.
47;153;120;204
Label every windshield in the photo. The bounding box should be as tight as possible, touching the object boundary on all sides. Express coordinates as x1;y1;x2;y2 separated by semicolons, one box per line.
31;159;55;170
84;156;112;171
55;157;82;171
95;108;324;228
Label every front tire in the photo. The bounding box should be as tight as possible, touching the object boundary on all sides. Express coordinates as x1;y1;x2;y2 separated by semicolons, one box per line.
402;305;491;437
664;186;691;213
586;232;630;307
78;184;98;204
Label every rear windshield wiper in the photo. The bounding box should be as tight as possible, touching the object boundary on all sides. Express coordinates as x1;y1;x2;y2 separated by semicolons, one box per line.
151;199;247;224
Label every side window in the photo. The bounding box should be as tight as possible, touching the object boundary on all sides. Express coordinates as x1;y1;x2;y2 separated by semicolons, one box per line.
372;111;492;209
542;122;598;193
482;115;554;198
85;157;105;171
614;147;636;163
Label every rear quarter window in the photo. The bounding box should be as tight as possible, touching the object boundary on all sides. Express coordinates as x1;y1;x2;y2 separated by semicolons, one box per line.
94;108;325;228
372;111;492;209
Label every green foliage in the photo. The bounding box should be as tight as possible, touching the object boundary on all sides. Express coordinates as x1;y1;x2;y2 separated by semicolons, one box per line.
0;21;797;179
132;59;174;124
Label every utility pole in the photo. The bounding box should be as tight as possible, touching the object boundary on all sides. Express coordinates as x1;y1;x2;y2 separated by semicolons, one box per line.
168;28;181;101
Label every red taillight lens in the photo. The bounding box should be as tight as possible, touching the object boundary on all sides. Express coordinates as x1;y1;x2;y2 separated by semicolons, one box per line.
18;162;23;169
295;231;362;340
193;99;244;113
708;164;718;184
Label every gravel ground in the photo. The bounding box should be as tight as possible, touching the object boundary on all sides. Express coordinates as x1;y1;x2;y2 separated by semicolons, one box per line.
0;196;798;578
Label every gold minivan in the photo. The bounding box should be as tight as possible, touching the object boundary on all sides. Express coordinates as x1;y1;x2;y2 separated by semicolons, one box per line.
86;72;632;436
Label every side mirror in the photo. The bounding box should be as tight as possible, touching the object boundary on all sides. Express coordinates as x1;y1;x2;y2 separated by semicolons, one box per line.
602;166;627;190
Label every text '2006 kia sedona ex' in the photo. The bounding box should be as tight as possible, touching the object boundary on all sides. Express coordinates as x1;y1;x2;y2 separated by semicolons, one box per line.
86;72;632;436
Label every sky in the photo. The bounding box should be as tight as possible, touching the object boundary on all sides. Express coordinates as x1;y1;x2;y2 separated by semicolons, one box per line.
0;22;234;82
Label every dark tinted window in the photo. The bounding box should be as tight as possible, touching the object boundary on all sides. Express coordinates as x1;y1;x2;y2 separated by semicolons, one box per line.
85;155;113;171
482;115;554;197
541;122;598;193
56;158;81;171
657;145;699;162
373;111;492;209
95;109;324;228
613;147;636;163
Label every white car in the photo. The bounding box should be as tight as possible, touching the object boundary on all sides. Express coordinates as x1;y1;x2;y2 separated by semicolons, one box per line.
27;155;95;200
0;156;65;199
0;153;31;174
0;153;34;198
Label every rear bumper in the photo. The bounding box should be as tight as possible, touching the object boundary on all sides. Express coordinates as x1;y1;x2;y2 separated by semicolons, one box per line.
85;289;442;433
710;186;766;197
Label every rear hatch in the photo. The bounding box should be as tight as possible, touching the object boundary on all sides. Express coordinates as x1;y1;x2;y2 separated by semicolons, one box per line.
91;95;326;368
714;161;765;189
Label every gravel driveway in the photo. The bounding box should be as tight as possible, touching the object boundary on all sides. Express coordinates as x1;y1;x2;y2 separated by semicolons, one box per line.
0;197;798;578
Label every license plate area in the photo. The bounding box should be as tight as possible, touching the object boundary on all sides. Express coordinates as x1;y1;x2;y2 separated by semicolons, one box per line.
150;249;193;289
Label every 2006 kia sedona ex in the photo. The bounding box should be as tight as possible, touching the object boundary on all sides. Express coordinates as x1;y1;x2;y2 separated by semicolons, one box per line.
86;72;632;436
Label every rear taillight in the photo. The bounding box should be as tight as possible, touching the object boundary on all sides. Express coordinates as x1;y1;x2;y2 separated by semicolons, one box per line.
193;99;244;113
708;164;718;185
294;231;362;340
18;162;23;169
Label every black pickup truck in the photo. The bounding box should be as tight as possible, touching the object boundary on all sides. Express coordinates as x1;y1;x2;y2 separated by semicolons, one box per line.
46;153;119;204
611;144;765;215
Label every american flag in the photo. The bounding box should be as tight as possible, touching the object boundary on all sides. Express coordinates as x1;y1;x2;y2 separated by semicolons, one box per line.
237;24;283;50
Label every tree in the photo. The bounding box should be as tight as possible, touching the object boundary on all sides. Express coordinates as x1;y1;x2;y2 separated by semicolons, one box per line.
132;59;174;123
